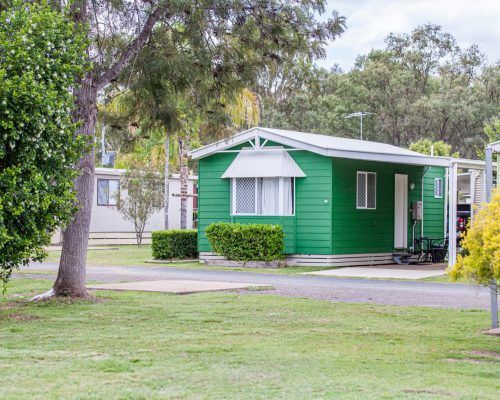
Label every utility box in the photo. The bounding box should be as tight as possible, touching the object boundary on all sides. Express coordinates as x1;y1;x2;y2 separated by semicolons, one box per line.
411;200;423;220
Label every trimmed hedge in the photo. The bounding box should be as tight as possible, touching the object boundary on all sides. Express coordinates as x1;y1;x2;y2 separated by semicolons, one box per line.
205;222;284;261
152;230;198;260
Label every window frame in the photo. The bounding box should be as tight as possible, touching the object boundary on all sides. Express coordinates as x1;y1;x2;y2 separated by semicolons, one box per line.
96;178;120;206
434;177;443;198
356;171;377;210
231;177;295;216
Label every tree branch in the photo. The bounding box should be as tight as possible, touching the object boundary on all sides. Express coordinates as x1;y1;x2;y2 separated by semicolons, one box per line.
96;5;167;90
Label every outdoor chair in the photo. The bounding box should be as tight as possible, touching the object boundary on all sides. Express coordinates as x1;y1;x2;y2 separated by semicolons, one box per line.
413;237;448;264
430;237;448;264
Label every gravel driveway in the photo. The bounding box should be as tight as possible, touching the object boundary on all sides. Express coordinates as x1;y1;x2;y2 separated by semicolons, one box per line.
20;262;494;309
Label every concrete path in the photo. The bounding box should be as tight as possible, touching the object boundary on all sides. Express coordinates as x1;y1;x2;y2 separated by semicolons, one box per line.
22;262;494;309
303;267;445;279
88;280;264;294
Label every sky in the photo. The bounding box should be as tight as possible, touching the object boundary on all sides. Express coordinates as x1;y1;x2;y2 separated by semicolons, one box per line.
319;0;500;71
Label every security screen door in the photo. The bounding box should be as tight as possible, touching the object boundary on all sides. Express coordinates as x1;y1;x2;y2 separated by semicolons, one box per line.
394;174;408;249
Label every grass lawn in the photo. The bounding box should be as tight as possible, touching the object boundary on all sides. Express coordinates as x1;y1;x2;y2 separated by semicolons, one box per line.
45;245;339;275
1;278;499;399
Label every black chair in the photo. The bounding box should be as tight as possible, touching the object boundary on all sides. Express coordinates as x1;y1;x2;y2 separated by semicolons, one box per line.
413;237;433;263
414;236;448;264
430;237;448;263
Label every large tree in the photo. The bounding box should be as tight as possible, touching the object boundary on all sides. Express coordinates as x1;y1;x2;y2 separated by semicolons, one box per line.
0;1;87;284
45;0;345;298
259;24;499;157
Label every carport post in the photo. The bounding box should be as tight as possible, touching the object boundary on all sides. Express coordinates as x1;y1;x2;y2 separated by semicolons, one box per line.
485;146;498;328
447;162;458;268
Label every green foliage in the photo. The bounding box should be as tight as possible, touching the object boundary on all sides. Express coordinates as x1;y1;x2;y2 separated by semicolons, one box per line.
0;1;88;282
103;0;345;166
259;24;499;158
409;139;459;157
152;230;198;259
206;222;285;261
449;188;500;291
484;118;500;143
117;160;164;246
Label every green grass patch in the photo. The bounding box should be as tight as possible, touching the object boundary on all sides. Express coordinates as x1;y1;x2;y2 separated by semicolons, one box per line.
0;278;499;399
45;245;338;275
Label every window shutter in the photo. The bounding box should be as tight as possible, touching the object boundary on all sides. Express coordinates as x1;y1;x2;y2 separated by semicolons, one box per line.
357;172;367;208
235;178;256;213
434;178;443;198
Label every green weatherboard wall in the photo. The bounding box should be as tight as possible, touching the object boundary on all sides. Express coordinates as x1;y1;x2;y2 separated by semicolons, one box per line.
197;145;445;256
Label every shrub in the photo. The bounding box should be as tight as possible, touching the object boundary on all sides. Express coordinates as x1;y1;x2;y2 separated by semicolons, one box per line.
448;188;500;290
0;2;88;283
205;222;285;261
152;230;198;260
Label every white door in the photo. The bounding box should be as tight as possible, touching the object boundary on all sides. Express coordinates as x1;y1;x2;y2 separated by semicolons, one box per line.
394;174;408;249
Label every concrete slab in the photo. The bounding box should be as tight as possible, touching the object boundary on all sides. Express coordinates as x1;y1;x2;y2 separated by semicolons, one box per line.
87;279;265;294
483;327;500;337
302;267;446;279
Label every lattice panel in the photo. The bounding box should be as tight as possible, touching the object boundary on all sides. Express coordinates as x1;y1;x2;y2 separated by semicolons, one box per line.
235;178;256;213
357;173;367;208
434;178;443;198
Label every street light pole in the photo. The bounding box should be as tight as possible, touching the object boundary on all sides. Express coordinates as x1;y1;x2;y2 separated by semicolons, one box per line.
345;112;373;140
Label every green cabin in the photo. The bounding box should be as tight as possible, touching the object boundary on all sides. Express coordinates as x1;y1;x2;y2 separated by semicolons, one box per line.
190;128;449;266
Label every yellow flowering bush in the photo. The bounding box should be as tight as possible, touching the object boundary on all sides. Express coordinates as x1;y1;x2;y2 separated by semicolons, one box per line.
448;188;500;290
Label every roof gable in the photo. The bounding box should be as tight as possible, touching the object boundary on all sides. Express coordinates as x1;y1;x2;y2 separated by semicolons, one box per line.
190;127;450;167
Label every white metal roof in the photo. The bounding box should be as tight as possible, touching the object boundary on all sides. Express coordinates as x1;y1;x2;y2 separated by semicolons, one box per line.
450;158;498;170
488;140;500;152
190;127;450;167
95;167;198;180
221;148;306;178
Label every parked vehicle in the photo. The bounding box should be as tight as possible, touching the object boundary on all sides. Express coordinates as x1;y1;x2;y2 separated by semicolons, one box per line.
456;205;471;246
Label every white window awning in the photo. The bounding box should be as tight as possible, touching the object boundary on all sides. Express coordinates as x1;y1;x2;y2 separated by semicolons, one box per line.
221;148;306;178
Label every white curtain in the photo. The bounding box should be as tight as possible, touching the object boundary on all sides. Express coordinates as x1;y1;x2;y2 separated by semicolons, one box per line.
97;180;108;205
108;180;119;205
261;178;279;214
282;178;293;215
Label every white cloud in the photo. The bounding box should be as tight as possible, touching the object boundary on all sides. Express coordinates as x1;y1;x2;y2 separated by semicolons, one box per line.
319;0;500;70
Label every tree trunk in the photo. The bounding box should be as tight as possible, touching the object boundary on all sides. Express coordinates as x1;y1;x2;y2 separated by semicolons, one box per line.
163;129;170;229
43;4;166;298
179;137;189;230
53;75;98;297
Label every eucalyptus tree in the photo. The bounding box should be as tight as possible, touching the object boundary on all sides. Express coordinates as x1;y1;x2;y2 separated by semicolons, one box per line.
259;24;499;157
47;0;345;298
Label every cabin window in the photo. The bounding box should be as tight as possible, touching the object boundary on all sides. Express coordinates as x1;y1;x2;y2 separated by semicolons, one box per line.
434;178;443;198
232;177;294;215
356;171;376;209
97;179;119;206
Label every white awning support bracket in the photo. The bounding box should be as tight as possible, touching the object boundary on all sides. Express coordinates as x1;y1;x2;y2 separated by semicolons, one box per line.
221;148;306;179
